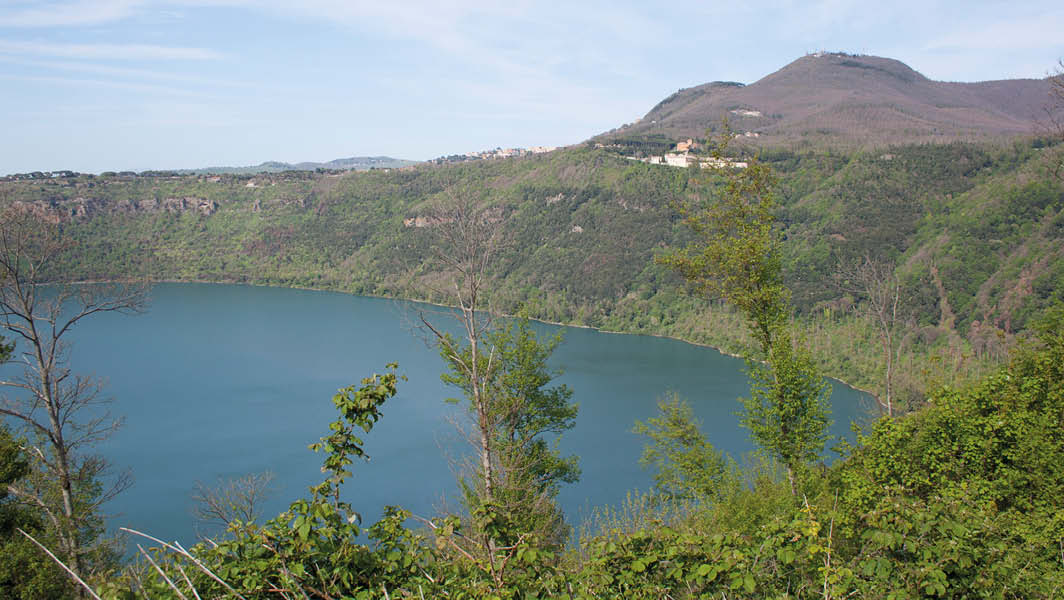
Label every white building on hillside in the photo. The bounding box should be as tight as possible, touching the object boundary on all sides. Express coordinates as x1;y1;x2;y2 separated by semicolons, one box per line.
664;152;691;167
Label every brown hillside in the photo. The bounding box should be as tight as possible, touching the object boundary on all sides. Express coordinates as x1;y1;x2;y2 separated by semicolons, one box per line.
601;53;1060;147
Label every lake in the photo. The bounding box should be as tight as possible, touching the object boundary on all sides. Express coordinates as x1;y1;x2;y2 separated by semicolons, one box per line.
53;283;872;546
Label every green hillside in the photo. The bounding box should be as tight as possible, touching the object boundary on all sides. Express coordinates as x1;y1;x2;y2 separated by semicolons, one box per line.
2;139;1062;401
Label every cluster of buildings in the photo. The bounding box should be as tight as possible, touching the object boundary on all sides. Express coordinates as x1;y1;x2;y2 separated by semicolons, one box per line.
636;154;749;169
430;145;558;165
628;139;749;169
463;145;557;160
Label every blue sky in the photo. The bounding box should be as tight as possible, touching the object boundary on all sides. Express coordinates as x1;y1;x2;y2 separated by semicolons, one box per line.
1;1;1062;174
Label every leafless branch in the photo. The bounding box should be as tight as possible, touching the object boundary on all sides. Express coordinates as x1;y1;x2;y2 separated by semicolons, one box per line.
120;527;250;600
0;206;148;586
834;255;910;416
1038;59;1064;179
192;470;275;531
138;543;190;600
414;191;507;513
174;563;204;600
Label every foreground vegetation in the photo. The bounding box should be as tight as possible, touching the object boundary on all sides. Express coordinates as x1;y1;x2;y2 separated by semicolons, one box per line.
6;306;1055;599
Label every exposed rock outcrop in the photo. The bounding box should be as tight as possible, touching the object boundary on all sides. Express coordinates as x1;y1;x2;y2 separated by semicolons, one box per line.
9;195;219;222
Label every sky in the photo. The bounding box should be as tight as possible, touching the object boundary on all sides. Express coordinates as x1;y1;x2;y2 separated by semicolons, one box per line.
1;0;1062;174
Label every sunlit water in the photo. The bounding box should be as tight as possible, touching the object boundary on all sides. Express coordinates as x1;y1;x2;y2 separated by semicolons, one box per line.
16;283;872;548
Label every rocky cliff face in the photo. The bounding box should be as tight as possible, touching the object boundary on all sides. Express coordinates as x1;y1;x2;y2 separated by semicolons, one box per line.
11;195;218;222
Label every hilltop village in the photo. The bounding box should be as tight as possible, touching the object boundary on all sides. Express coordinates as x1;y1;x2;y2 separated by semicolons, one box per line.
606;138;750;168
430;144;558;164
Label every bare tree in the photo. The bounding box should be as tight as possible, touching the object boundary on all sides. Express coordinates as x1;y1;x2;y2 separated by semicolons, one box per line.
412;191;510;587
835;255;909;417
414;194;578;593
0;207;146;593
1052;59;1064;116
417;193;505;509
1041;59;1064;179
192;470;275;532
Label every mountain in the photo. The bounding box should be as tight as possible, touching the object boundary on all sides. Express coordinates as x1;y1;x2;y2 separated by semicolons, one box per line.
599;53;1061;147
175;155;418;175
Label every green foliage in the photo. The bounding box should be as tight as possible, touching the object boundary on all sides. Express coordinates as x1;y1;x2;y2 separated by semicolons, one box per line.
579;313;1064;597
309;364;401;505
661;133;832;492
0;334;11;363
852;491;1064;598
96;309;1064;599
840;304;1064;520
659;145;787;353
742;331;833;486
487;320;580;543
132;365;431;599
633;394;731;501
827;306;1064;597
127;363;577;599
0;425;77;600
573;501;845;600
440;318;580;546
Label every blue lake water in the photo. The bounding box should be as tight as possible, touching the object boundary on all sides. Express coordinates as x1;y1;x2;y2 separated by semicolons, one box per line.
46;283;873;547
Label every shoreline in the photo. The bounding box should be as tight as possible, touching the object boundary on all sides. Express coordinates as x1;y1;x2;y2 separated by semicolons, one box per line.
70;276;876;396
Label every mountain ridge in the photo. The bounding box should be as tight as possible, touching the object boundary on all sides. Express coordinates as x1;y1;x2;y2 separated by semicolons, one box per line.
599;53;1061;147
172;155;418;175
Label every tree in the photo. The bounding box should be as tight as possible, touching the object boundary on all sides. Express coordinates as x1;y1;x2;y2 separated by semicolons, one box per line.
741;331;830;492
0;208;146;594
441;318;579;545
633;393;730;501
418;193;504;514
658;137;787;355
1;340;76;599
660;131;831;494
191;470;275;534
835;255;910;416
418;192;579;590
1046;59;1064;179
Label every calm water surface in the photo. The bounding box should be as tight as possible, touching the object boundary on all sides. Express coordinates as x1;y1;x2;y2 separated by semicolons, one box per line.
57;283;872;546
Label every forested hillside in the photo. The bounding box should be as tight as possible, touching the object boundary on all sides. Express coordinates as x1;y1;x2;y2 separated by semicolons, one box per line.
2;137;1062;402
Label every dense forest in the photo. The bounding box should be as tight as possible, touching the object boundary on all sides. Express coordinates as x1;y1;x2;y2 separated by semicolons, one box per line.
1;126;1063;597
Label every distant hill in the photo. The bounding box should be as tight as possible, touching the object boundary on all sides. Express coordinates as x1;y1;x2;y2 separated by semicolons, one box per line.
176;156;418;175
598;53;1062;148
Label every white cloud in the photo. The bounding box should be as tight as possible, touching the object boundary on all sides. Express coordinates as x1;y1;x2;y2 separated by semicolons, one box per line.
228;1;663;119
0;0;144;27
0;40;221;60
0;71;220;97
0;55;257;88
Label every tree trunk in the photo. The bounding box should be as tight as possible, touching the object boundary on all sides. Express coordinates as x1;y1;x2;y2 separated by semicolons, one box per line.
469;330;493;503
42;359;86;596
